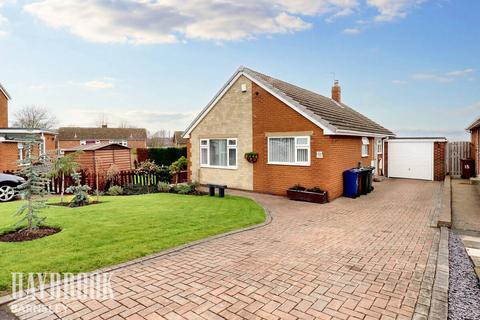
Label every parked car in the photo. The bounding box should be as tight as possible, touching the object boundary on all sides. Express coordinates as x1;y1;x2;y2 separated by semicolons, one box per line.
0;173;25;202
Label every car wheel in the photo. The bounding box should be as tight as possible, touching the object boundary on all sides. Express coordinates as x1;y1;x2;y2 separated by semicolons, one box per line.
0;185;16;202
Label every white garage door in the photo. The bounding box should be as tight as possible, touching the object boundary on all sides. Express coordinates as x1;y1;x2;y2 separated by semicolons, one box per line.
388;141;434;180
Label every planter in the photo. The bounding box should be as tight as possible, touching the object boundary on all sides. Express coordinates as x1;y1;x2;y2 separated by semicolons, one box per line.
244;152;259;163
287;189;329;204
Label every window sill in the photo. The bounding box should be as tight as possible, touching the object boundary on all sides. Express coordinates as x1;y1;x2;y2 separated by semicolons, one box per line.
267;162;310;167
361;155;369;158
200;165;237;170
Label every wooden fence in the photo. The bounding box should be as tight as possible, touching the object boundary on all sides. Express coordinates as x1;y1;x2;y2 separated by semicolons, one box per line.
1;169;188;194
446;141;471;176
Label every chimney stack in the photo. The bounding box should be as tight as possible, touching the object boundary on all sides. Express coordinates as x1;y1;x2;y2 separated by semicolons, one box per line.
331;80;341;103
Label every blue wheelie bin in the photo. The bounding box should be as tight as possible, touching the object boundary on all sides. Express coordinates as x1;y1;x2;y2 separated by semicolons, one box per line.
343;169;361;198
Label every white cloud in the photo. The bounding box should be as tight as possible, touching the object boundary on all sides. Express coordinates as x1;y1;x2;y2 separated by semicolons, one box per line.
392;79;407;84
0;0;11;36
412;68;476;83
343;27;361;34
22;0;366;44
30;77;115;90
367;0;425;22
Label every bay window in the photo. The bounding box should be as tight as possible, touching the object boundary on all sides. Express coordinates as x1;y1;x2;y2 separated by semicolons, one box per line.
200;138;237;168
268;136;310;165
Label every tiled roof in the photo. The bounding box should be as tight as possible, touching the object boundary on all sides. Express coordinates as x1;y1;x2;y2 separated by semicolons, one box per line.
58;127;147;141
242;67;394;136
467;117;480;130
173;131;187;144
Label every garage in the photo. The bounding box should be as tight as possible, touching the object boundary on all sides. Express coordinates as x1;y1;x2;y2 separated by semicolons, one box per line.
386;137;447;181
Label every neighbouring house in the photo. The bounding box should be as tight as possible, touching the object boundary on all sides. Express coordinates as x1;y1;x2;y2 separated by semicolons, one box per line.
63;143;132;188
0;83;58;172
58;125;147;150
467;117;480;176
182;67;395;200
173;131;187;148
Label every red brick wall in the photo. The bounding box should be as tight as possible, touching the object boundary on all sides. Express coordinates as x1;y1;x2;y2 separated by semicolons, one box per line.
0;92;8;127
472;128;479;176
383;142;389;177
0;143;20;171
251;82;374;200
434;142;446;181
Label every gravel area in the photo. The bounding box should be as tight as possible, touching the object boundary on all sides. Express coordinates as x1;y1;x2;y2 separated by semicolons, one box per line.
449;232;480;320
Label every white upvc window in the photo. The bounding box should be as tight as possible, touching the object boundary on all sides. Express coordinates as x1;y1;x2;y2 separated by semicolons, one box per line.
362;137;369;157
200;138;237;169
377;139;383;154
18;143;24;160
109;139;128;146
268;136;310;166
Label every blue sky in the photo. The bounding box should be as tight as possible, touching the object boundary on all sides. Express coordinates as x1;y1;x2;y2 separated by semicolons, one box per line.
0;0;478;140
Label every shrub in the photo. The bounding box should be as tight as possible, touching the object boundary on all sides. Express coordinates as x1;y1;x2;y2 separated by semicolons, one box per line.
306;187;325;193
138;147;187;166
135;160;160;174
172;183;191;195
171;182;199;195
290;184;306;191
66;172;91;207
157;182;171;193
169;156;188;174
157;166;172;183
107;185;123;196
122;184;159;195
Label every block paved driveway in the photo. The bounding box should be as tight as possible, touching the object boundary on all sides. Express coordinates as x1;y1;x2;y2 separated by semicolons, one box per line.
9;179;440;320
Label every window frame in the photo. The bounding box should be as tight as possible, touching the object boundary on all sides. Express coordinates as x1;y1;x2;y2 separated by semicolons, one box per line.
199;138;238;170
376;139;383;155
267;136;311;166
361;137;370;157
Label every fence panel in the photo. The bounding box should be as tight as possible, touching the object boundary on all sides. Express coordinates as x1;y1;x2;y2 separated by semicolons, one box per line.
446;141;471;176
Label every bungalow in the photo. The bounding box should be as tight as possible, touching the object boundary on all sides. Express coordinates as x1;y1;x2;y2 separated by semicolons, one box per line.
173;131;188;148
58;125;147;150
182;67;394;200
0;83;57;172
467;117;480;177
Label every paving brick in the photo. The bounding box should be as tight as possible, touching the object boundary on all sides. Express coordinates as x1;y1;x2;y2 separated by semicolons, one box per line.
7;181;440;320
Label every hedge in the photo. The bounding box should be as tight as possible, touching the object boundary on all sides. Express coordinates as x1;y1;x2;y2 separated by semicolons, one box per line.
136;147;187;166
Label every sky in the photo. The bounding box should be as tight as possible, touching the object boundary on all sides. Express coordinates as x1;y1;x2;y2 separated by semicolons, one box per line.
0;0;478;140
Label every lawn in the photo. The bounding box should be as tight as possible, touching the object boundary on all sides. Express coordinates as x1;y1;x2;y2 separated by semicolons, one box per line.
0;193;265;293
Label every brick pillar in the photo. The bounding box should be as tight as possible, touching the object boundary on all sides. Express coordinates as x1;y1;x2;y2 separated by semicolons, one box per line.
0;93;8;127
434;142;446;181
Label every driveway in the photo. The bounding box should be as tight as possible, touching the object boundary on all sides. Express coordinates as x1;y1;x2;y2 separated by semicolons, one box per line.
8;179;440;320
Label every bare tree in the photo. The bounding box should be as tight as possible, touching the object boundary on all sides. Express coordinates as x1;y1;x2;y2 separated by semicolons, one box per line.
118;121;136;128
12;106;57;129
148;129;173;147
95;113;108;128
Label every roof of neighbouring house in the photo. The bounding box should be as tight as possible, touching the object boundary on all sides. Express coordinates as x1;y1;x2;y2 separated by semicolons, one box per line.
0;83;11;100
467;117;480;130
58;127;147;141
63;143;131;152
173;131;187;145
183;66;395;138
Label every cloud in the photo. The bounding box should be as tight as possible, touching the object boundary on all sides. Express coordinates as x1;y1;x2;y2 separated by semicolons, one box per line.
62;109;196;132
30;77;115;90
26;0;424;44
343;27;361;34
392;79;407;85
367;0;426;22
412;68;476;83
0;0;10;36
393;127;469;141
